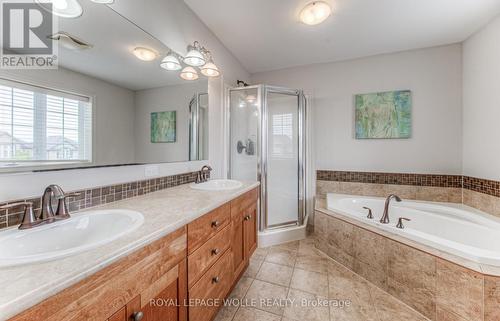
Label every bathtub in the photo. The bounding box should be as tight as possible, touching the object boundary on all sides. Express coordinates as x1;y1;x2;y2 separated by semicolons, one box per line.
326;193;500;267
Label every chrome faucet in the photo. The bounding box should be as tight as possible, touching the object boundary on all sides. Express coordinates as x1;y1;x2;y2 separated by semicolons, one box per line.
0;185;76;230
380;194;402;224
196;165;212;183
40;184;65;221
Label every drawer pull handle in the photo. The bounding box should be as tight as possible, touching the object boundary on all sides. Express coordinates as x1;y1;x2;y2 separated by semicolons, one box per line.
211;248;220;255
211;220;220;228
132;311;144;321
244;215;252;221
212;276;220;284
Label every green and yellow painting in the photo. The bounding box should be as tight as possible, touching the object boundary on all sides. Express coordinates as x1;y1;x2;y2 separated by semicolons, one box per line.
151;111;176;143
355;90;412;139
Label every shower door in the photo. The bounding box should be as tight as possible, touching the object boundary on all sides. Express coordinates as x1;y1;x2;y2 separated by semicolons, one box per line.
229;85;305;231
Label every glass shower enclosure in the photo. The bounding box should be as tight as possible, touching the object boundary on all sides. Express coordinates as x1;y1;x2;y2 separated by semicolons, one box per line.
228;85;306;232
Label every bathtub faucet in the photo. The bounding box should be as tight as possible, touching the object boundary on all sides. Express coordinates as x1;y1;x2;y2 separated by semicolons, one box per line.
380;194;402;224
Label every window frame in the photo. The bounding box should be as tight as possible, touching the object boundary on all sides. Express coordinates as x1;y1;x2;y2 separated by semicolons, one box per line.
0;76;96;173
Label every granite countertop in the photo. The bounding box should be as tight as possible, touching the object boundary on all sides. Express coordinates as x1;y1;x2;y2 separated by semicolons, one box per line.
0;181;260;320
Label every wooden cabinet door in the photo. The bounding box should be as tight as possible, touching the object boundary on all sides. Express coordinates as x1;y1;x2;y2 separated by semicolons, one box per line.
231;211;246;281
243;203;257;258
139;259;187;321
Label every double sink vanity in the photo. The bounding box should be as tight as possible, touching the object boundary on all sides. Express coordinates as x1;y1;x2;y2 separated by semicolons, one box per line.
0;179;258;321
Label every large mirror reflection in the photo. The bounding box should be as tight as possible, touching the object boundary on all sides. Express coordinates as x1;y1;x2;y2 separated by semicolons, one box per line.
0;0;210;172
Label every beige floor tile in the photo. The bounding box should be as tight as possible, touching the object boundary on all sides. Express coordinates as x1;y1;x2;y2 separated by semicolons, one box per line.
295;254;329;274
272;241;300;252
329;274;373;303
265;248;297;267
252;247;269;261
214;305;239;321
256;261;294;286
244;279;289;316
290;268;328;297
230;277;254;299
233;307;281;321
283;288;330;321
244;257;263;278
372;287;429;321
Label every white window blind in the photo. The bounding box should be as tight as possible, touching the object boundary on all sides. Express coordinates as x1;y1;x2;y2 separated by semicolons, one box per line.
271;113;294;158
0;79;92;167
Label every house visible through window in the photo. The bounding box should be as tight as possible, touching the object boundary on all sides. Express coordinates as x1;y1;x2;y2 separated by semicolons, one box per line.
0;79;92;168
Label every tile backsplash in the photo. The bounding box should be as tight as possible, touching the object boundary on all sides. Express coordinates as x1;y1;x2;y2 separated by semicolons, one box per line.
0;171;201;229
317;170;500;217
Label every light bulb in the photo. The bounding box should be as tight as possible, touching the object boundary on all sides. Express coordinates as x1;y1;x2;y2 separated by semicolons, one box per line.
180;66;199;80
299;1;332;25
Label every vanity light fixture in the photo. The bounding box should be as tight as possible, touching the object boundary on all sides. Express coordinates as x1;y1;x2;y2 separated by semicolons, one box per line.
35;0;83;18
132;47;158;61
200;57;220;77
299;1;332;25
160;52;182;71
180;66;199;81
183;41;206;67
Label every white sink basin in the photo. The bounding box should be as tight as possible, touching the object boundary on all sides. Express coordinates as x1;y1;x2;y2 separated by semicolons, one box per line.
190;179;243;191
0;209;144;267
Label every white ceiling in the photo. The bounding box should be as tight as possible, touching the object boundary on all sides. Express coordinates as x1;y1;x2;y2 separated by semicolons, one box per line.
184;0;500;73
36;0;200;90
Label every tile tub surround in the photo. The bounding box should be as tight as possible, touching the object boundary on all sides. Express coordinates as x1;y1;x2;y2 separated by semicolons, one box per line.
316;170;500;217
0;180;259;321
0;171;203;229
214;238;430;321
314;202;500;321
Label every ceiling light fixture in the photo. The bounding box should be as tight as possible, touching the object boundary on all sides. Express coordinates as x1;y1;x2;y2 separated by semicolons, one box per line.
183;41;206;67
90;0;114;3
35;0;83;18
200;56;220;77
48;32;92;50
299;1;332;25
132;47;158;61
180;66;199;81
160;52;182;71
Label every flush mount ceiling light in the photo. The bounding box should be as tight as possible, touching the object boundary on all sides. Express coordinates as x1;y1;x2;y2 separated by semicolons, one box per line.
132;47;158;61
183;41;206;67
180;66;199;81
35;0;83;18
48;32;92;50
299;1;332;25
90;0;114;3
160;52;182;71
200;56;220;77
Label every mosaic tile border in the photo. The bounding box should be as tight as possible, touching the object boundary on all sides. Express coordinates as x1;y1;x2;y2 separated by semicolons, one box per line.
463;176;500;198
317;170;463;188
0;171;201;229
317;170;500;199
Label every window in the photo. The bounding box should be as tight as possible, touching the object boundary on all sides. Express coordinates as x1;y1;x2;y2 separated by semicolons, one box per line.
0;79;92;168
271;113;294;158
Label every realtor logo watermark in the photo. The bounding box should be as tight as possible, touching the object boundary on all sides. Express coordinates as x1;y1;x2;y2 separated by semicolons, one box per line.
1;0;58;69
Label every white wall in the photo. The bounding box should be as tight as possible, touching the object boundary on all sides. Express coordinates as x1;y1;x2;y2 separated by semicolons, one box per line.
0;0;250;202
462;16;500;181
0;67;136;166
252;44;463;174
134;81;207;163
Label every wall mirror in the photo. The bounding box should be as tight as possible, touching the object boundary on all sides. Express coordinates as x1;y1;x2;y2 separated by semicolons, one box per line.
0;0;209;172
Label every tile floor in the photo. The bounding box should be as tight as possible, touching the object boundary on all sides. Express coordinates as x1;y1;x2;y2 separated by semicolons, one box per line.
215;237;429;321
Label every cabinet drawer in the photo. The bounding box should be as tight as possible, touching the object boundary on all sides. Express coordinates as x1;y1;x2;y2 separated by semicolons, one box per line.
188;203;230;254
230;188;258;218
189;250;233;321
188;225;231;288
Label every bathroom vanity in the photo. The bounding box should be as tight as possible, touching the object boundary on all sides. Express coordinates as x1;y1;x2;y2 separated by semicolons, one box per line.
3;183;259;321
